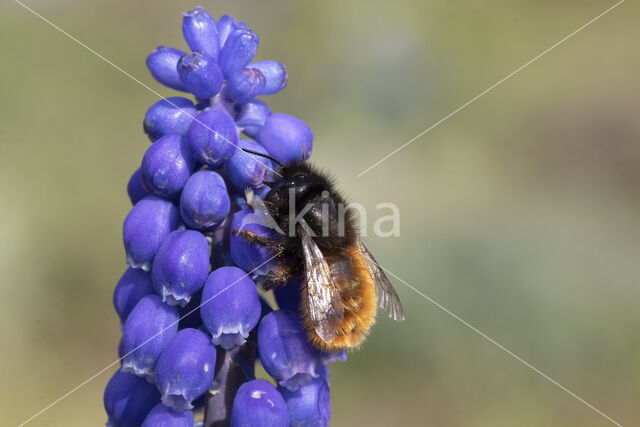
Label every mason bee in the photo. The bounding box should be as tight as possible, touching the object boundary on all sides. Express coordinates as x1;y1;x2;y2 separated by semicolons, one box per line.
234;149;405;351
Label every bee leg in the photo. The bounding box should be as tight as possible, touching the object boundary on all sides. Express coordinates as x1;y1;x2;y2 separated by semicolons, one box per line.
232;229;285;251
261;264;301;291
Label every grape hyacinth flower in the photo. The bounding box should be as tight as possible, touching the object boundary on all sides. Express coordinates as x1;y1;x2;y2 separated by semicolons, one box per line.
142;403;195;427
127;168;151;205
143;97;197;142
186;109;238;167
104;370;160;427
278;377;331;426
121;295;179;380
141;134;196;198
123;196;181;270
180;170;230;230
108;7;343;426
151;229;210;306
113;267;155;326
230;380;289;427
257;309;323;390
200;266;261;349
154;328;217;412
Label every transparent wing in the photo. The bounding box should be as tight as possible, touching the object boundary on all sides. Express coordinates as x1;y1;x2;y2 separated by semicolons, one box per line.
299;225;345;343
356;237;405;321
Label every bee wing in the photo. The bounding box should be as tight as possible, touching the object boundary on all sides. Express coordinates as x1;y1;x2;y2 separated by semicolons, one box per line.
299;225;345;344
356;237;405;321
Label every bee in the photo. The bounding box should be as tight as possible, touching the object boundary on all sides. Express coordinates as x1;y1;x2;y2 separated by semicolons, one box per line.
234;149;404;351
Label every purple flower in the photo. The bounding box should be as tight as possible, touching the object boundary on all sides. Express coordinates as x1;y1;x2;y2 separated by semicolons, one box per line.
127;168;151;205
230;380;289;427
154;328;217;412
229;206;278;275
182;7;220;61
226;139;273;189
112;8;337;427
257;113;313;165
187;109;238;167
141;403;194;427
178;52;224;99
104;370;160;427
123;196;181;270
250;60;288;95
226;68;266;103
180;170;230;230
143;97;197;142
141;135;196;198
219;29;259;77
151;229;210;306
146;46;188;91
200;266;261;349
257;310;322;391
235;98;271;139
121;295;179;380
279;377;331;426
113;267;155;326
216;15;246;48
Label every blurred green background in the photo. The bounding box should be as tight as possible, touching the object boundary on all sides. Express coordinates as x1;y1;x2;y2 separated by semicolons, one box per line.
1;0;639;425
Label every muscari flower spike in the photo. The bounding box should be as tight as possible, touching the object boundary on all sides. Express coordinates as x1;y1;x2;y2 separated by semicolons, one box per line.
108;6;346;425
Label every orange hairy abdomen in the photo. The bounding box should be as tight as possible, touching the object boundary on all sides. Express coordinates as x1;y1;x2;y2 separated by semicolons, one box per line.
301;244;378;351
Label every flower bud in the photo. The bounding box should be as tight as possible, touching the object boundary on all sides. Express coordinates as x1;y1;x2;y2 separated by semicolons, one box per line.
143;97;197;142
141;135;195;198
121;295;179;379
104;370;160;427
182;7;220;60
127;168;151;205
226;68;266;103
278;377;331;426
216;15;246;49
200;266;261;349
187;109;238;167
177;52;224;99
226;139;273;189
257;113;313;165
154;328;217;412
257;310;322;390
151;229;210;307
235;99;271;139
146;46;188;91
229;205;278;275
113;267;155;326
230;380;289;427
219;29;259;77
142;403;194;427
123;196;181;270
250;60;288;95
180;170;230;230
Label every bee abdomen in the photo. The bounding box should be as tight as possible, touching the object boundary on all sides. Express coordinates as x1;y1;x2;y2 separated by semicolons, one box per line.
303;245;378;351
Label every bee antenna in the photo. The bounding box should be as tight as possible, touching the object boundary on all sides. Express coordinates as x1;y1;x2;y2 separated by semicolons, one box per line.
241;148;284;168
